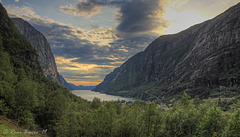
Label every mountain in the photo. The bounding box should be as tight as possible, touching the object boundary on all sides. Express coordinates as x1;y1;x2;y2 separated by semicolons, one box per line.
60;75;73;90
0;5;40;73
68;83;96;90
0;3;80;134
93;2;240;101
92;67;119;92
11;18;61;85
60;75;96;90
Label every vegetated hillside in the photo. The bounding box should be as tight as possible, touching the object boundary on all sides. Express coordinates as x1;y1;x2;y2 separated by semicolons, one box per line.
94;2;240;101
0;3;86;136
1;2;240;137
12;18;62;85
0;116;46;137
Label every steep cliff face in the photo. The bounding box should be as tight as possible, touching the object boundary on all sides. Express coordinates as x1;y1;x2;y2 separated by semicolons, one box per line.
92;67;120;92
60;75;73;91
12;18;61;85
94;3;240;100
0;4;40;72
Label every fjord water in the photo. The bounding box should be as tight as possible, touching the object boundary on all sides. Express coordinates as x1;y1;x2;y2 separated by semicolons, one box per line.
72;90;135;101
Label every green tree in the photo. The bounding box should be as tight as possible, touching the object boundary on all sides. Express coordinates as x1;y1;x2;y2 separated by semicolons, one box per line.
224;109;240;137
117;104;142;137
45;89;68;136
18;110;35;129
0;81;15;115
193;95;202;107
91;97;101;109
0;35;3;51
15;79;38;112
180;92;191;107
163;93;203;137
197;106;225;137
140;103;163;137
93;106;111;137
0;99;8;115
46;89;68;120
0;51;16;83
164;107;201;137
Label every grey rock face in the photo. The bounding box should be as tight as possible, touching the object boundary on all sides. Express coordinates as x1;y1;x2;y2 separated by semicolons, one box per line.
0;4;41;73
95;3;240;99
92;67;120;92
60;75;72;91
12;18;61;85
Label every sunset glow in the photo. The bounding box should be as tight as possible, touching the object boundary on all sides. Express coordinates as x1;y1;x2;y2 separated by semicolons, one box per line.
2;0;239;86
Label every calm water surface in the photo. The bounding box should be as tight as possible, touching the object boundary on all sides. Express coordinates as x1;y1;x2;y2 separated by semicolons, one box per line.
72;90;135;101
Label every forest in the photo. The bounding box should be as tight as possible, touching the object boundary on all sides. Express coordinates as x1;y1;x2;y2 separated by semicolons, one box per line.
0;24;240;136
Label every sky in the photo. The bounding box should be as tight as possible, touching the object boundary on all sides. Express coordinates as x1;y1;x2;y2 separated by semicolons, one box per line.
1;0;239;86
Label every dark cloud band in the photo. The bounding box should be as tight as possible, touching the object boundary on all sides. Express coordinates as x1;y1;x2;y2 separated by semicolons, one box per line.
59;0;168;38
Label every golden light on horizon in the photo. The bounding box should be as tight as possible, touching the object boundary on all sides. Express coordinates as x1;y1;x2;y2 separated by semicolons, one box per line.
55;56;116;86
55;56;115;72
65;78;101;86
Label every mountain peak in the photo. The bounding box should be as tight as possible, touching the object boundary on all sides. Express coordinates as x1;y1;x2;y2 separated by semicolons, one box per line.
12;18;62;85
93;2;240;101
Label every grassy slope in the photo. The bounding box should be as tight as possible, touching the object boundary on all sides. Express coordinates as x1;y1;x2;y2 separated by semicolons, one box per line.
0;116;47;137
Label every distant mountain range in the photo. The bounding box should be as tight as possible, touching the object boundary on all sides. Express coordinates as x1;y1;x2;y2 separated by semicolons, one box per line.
93;3;240;101
60;75;95;91
68;83;96;90
60;75;73;90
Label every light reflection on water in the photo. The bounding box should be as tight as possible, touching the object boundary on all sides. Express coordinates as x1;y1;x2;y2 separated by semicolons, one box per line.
71;90;135;102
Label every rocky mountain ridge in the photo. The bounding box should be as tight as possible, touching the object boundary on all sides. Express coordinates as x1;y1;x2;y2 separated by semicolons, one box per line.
60;75;73;90
93;67;119;92
12;18;62;85
93;2;240;100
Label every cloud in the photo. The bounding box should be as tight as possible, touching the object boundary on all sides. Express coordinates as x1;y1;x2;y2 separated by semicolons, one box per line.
15;0;19;2
5;0;240;86
115;0;168;38
59;3;101;18
55;56;115;73
6;6;42;20
59;0;169;38
6;5;153;85
55;56;115;86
